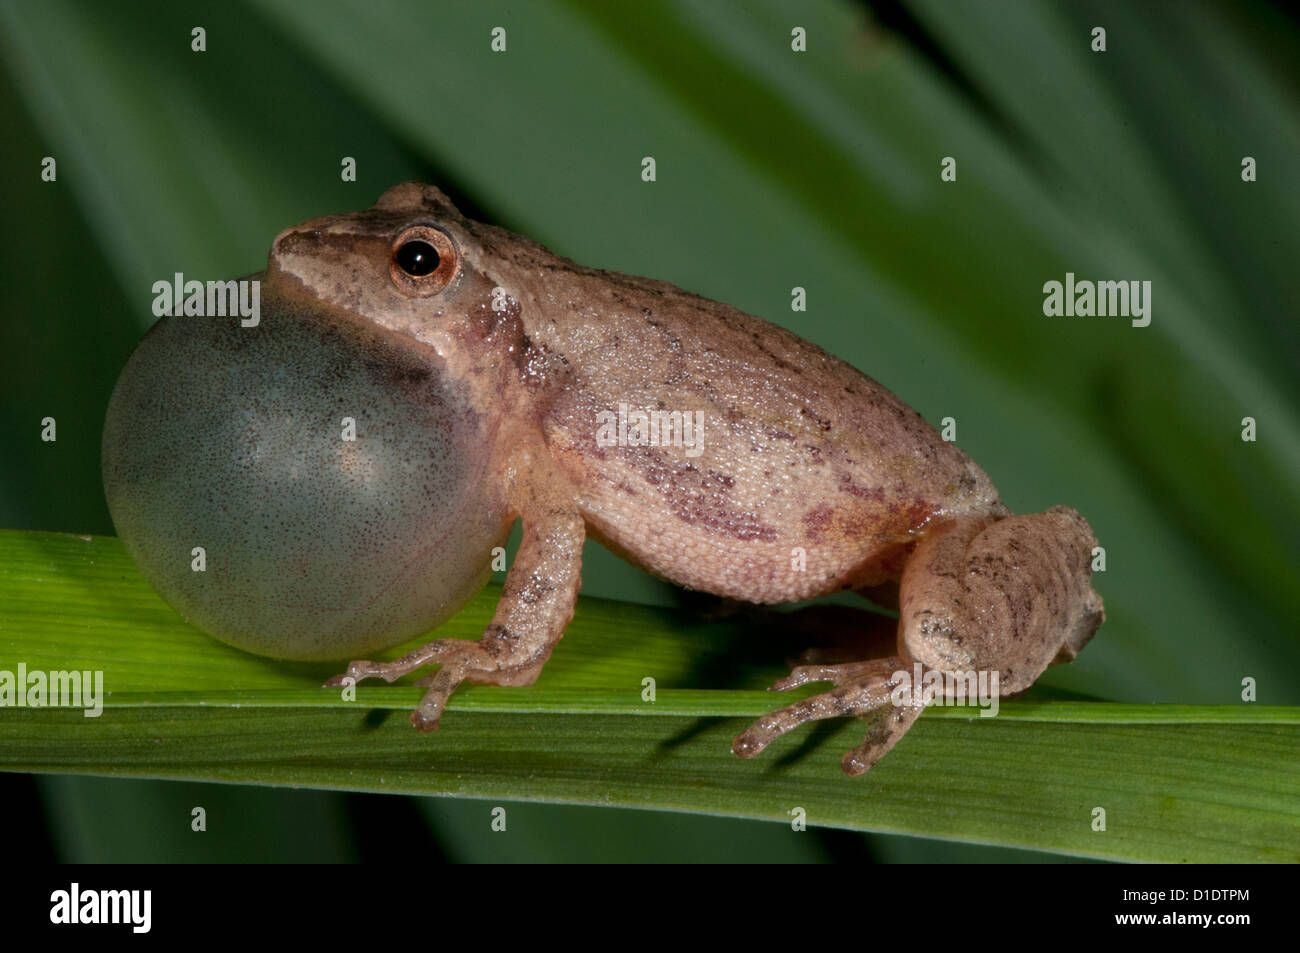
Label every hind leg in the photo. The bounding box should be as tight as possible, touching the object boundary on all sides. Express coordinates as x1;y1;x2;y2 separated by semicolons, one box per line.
731;656;925;775
733;506;1103;776
898;506;1104;692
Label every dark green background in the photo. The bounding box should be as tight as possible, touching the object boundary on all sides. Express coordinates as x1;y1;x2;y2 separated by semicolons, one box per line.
1;0;1296;862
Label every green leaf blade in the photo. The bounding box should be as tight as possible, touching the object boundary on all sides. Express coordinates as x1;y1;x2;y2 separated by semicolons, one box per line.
1;529;1297;862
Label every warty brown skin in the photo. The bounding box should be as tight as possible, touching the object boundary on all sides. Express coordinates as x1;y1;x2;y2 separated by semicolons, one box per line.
264;182;1103;774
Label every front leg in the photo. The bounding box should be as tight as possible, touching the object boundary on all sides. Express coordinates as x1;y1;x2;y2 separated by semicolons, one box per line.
327;464;584;732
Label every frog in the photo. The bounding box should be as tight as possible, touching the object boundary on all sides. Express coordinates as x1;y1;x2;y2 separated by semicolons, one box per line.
102;182;1104;776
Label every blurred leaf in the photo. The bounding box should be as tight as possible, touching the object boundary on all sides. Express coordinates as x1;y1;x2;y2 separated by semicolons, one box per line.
36;774;356;863
418;799;833;863
2;530;1297;862
905;0;1300;684
3;0;1297;703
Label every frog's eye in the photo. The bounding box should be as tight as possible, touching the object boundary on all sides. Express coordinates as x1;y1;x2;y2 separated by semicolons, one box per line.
390;226;458;295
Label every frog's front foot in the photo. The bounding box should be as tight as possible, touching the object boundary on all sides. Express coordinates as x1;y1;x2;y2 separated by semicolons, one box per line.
732;656;925;776
325;639;467;732
326;628;546;732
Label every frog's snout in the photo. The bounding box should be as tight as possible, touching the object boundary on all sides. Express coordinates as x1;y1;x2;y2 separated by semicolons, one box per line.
267;219;328;269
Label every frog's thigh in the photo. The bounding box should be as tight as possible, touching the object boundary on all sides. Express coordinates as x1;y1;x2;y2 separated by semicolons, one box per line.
898;508;1104;693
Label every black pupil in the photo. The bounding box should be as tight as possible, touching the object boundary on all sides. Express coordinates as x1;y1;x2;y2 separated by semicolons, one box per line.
396;240;440;277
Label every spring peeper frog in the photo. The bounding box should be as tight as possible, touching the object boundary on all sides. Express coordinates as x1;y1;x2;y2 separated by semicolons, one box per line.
103;182;1104;775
